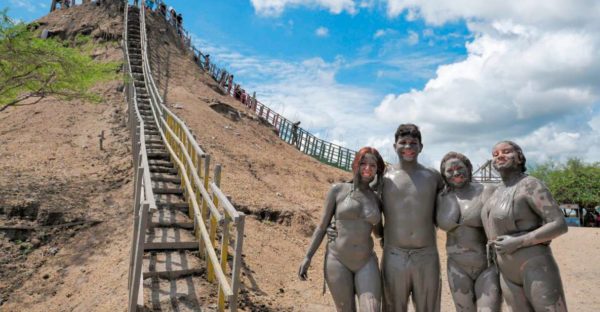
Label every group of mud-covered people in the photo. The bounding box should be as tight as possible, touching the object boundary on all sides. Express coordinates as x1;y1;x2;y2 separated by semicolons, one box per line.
299;124;569;312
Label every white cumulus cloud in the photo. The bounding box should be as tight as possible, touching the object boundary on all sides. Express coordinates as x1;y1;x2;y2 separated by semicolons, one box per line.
250;0;358;16
375;0;600;165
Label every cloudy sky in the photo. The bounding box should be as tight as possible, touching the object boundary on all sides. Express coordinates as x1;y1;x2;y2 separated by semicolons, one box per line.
7;0;600;169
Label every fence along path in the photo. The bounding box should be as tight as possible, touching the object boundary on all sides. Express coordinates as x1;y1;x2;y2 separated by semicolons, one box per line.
124;3;245;311
196;52;356;171
168;24;357;170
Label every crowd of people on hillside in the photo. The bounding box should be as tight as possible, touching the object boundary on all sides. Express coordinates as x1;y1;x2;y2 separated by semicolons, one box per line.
50;0;110;12
141;0;184;39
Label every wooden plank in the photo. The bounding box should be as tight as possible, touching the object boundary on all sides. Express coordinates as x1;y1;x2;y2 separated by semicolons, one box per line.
152;188;183;195
144;242;199;251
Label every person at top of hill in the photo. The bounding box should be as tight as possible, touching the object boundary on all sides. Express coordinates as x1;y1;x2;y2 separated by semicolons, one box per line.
50;0;68;11
481;140;568;312
436;151;501;312
203;54;210;71
144;0;155;10
176;13;183;34
376;123;443;312
299;147;385;312
158;2;166;16
168;7;176;27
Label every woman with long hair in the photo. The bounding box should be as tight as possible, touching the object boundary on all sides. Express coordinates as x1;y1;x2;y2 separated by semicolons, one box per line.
298;147;385;312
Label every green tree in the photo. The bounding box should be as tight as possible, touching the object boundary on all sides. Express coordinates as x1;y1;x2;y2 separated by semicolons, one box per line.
0;9;119;111
529;158;600;209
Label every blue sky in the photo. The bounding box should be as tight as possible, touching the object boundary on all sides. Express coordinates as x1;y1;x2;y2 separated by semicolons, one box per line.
5;0;600;169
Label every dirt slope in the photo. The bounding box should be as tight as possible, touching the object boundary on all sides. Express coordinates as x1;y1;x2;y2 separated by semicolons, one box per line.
0;3;133;311
1;4;598;312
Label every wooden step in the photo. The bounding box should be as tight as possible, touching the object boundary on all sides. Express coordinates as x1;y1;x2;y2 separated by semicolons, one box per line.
144;227;198;251
153;188;184;195
152;174;181;184
142;274;208;311
156;202;189;212
150;166;178;174
150;209;194;229
143;251;203;279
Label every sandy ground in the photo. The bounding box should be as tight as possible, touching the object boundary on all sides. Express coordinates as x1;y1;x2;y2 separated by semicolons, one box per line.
1;4;598;312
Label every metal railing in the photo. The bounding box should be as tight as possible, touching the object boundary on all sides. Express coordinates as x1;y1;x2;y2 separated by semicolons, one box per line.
126;3;246;311
200;50;357;171
472;160;501;183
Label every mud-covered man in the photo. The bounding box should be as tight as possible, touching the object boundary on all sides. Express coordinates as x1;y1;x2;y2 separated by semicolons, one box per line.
379;124;443;312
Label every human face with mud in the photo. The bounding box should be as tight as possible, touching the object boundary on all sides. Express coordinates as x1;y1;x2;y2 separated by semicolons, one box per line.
481;141;569;312
298;148;385;312
436;152;501;312
394;136;421;163
380;124;443;312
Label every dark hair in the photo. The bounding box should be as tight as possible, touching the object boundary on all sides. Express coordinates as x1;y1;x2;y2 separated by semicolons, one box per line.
352;147;385;178
494;140;527;173
394;123;422;143
440;151;473;190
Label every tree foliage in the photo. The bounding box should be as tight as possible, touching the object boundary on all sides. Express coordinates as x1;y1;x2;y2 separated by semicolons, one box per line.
0;9;119;111
529;158;600;208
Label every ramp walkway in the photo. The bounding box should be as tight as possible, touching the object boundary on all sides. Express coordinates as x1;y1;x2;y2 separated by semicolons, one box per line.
123;4;245;311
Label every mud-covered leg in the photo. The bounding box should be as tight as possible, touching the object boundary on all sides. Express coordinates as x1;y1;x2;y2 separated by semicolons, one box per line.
355;254;381;312
474;266;501;312
523;255;567;312
500;273;533;312
447;258;476;312
411;250;441;312
325;253;356;312
382;248;411;312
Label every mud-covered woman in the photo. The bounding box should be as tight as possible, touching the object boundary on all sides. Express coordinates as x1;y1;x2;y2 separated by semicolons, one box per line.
436;152;501;312
298;147;385;312
482;141;568;311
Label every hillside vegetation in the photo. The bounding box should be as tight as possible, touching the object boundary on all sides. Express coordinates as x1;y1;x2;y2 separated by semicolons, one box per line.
0;10;118;111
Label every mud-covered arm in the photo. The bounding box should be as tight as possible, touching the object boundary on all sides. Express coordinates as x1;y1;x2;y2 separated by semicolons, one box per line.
432;170;445;227
495;179;567;254
520;179;568;246
298;184;340;280
436;192;460;232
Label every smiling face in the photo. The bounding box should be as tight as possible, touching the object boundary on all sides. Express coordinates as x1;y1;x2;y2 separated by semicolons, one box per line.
394;135;422;162
492;142;521;172
443;158;469;189
358;153;378;183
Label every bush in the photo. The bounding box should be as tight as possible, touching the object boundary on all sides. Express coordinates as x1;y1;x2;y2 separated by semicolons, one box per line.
529;158;600;209
0;9;120;111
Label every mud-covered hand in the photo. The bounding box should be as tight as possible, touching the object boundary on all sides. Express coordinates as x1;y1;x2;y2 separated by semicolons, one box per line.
494;235;524;255
298;257;311;280
326;223;337;242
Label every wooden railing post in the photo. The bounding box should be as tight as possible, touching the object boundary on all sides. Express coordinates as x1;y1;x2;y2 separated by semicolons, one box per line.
207;163;218;283
217;214;230;311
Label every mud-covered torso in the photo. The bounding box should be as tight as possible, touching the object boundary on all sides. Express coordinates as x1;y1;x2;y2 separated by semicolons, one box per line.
482;175;544;240
438;183;488;267
328;184;380;271
382;164;440;249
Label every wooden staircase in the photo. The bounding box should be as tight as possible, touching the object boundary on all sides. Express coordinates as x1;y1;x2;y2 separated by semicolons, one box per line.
126;6;208;310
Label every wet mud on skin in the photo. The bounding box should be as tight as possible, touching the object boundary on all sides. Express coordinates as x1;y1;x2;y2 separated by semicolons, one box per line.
437;153;502;312
483;142;568;312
